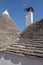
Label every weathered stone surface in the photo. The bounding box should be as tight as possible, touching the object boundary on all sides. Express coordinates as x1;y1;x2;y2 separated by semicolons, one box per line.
0;14;19;51
0;13;43;58
5;19;43;58
20;19;43;42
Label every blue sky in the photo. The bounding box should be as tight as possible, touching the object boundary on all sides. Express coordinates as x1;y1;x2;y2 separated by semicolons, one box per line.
0;0;43;31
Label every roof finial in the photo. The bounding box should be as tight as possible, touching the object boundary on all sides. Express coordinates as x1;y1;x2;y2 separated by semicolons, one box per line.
2;9;9;15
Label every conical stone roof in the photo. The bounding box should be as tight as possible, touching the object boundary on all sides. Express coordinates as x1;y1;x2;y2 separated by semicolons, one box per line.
21;19;43;42
0;11;19;51
17;19;43;58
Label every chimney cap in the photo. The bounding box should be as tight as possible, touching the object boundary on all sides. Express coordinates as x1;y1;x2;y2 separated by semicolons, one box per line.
24;7;34;12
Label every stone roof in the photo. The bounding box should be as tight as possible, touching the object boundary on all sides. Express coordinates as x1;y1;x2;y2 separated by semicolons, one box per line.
0;14;19;51
4;19;43;59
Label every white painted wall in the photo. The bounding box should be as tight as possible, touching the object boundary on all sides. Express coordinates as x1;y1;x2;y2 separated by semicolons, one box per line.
0;52;43;65
26;11;33;27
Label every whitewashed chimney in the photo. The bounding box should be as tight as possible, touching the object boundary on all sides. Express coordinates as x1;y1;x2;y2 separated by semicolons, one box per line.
25;7;34;27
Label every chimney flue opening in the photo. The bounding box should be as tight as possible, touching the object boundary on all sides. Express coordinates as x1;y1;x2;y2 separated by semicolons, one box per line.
24;7;34;12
